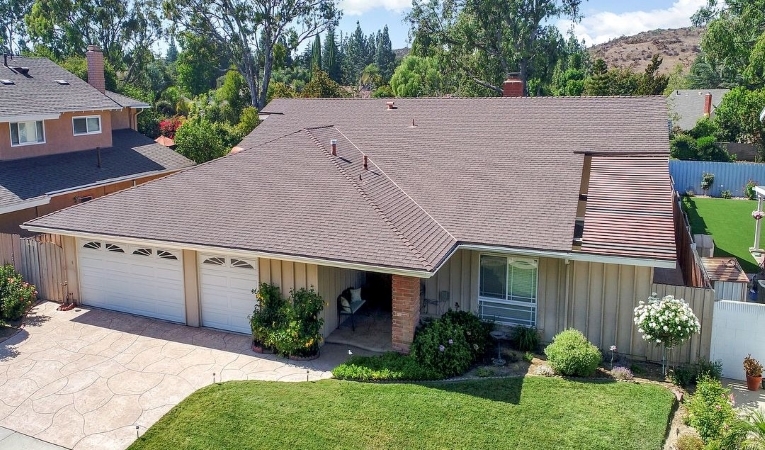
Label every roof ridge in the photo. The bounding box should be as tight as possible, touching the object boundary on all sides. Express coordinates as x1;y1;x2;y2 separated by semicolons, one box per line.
303;128;434;270
332;126;457;243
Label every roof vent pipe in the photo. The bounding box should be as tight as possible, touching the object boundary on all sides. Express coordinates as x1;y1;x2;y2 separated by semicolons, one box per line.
386;101;396;110
363;155;368;170
330;139;337;156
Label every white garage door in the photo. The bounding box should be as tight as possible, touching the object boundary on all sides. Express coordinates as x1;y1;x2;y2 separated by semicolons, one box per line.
78;240;186;323
199;255;259;334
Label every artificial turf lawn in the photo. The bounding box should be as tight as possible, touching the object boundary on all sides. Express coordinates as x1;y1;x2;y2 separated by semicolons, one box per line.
682;196;763;273
128;377;675;450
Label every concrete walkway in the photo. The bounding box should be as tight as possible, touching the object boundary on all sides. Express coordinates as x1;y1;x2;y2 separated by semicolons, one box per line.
0;302;366;450
724;378;765;410
0;427;67;449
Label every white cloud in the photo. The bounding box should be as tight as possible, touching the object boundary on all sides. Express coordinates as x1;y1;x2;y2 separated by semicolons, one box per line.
340;0;411;16
558;0;708;46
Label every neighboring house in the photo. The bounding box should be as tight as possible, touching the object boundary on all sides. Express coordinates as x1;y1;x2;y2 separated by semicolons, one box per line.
0;46;193;235
22;93;677;357
667;89;729;131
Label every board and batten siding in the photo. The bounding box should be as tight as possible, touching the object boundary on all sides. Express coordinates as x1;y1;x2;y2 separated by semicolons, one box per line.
317;265;366;337
425;250;691;362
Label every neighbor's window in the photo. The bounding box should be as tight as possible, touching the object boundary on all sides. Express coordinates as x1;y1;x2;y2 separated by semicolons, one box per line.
478;255;538;327
72;116;101;135
10;120;45;146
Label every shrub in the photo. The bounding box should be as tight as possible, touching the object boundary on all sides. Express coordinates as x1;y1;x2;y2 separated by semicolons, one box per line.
174;117;229;163
440;310;492;362
675;434;704;450
544;329;602;377
685;376;736;443
747;180;759;200
670;134;698;160
269;287;325;357
511;326;540;352
701;172;715;192
611;366;634;381
159;116;184;139
411;316;472;378
249;283;285;346
0;264;37;321
332;352;440;381
721;189;732;199
475;367;494;378
523;351;534;363
670;358;724;388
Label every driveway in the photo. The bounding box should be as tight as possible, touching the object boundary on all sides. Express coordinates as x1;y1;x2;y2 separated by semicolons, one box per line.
0;302;360;450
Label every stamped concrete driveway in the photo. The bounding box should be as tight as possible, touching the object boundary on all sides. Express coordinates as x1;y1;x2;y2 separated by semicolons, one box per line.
0;301;360;450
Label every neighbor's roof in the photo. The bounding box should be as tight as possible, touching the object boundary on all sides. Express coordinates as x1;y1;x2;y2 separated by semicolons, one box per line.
105;90;150;109
0;129;193;211
26;97;674;273
0;56;143;119
667;89;729;131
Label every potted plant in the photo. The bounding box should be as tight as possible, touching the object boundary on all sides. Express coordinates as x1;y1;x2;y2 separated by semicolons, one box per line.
249;283;284;353
744;354;763;391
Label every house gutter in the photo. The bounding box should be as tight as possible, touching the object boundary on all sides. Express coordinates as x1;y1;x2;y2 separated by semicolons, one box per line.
457;244;676;270
17;225;437;279
0;197;51;215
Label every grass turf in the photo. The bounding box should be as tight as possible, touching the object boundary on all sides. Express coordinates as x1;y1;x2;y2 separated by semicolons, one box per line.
128;377;674;450
682;196;763;273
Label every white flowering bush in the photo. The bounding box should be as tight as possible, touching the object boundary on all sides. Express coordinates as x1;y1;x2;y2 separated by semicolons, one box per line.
634;294;700;349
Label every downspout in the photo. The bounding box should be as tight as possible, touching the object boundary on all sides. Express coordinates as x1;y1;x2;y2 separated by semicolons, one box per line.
564;259;571;329
133;108;144;131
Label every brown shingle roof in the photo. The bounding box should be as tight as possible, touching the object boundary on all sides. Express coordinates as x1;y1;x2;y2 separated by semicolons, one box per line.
26;97;674;272
702;257;748;283
578;156;676;261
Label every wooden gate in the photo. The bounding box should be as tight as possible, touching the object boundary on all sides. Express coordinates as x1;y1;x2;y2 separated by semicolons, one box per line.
0;233;67;302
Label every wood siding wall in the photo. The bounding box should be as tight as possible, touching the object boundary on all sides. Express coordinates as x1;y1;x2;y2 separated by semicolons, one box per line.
317;265;366;337
425;250;710;364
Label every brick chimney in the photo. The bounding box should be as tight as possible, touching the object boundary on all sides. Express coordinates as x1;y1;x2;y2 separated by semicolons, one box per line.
502;73;523;97
86;45;105;93
703;93;713;117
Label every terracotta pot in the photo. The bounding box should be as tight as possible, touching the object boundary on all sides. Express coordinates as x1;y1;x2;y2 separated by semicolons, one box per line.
746;374;762;391
251;342;274;354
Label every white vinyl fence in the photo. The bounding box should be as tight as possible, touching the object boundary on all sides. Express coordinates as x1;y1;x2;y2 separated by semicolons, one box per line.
710;300;765;380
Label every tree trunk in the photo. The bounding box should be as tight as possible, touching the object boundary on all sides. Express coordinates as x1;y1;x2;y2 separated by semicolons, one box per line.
259;49;274;109
519;58;529;97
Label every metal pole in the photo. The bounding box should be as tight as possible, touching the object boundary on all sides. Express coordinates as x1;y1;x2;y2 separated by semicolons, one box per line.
756;196;763;250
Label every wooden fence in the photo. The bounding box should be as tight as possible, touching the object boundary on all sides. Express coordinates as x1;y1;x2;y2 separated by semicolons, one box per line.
0;233;67;302
650;283;716;365
673;190;712;289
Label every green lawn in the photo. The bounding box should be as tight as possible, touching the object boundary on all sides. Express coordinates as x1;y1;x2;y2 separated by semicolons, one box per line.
682;196;764;273
128;377;675;450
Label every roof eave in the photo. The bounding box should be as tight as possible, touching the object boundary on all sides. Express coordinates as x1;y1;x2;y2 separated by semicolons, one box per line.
18;225;437;278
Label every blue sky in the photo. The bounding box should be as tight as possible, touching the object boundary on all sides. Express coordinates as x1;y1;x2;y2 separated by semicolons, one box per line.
336;0;707;49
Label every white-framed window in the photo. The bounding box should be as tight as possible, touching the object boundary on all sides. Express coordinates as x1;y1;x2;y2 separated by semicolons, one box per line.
72;116;101;135
10;120;45;146
478;254;538;327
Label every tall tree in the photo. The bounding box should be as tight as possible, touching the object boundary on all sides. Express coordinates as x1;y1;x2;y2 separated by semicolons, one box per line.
322;27;341;82
342;22;372;85
310;34;322;79
693;0;765;88
176;32;222;96
26;0;162;78
0;0;32;54
166;38;179;63
164;0;341;109
375;25;396;82
407;0;583;95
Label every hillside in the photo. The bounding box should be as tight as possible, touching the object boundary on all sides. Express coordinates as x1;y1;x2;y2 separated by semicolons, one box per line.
588;27;703;74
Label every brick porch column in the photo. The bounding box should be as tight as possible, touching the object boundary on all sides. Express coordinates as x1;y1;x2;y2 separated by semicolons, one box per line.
392;274;420;353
